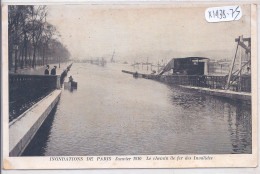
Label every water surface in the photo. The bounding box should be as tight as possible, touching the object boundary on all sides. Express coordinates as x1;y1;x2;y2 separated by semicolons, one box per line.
23;63;252;156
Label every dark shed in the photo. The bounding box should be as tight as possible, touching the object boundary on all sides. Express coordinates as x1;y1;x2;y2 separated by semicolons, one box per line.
159;57;209;75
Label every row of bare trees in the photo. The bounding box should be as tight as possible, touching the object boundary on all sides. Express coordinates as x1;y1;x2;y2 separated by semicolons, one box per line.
8;5;70;72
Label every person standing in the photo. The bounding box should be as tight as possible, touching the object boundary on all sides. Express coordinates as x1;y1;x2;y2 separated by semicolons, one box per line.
69;75;73;82
44;65;50;75
51;66;57;75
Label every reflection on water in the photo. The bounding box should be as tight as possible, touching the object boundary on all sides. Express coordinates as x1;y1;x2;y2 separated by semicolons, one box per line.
23;63;252;156
22;105;58;156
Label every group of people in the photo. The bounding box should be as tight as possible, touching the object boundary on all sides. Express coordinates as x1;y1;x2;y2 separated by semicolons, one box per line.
44;65;57;75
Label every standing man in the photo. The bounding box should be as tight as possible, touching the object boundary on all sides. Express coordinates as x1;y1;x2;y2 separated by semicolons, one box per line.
44;65;50;75
51;66;57;75
69;75;73;83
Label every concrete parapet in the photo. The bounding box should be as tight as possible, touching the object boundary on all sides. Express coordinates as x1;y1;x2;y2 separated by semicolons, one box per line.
9;90;62;156
56;75;61;89
179;85;251;103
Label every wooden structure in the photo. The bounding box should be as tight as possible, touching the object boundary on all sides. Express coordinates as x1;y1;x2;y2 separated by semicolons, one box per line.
122;36;251;94
226;35;251;91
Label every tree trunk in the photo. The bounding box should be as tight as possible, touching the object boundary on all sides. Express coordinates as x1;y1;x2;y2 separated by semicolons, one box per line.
29;47;32;67
42;44;45;66
9;48;13;70
24;40;28;67
21;34;27;68
46;44;48;65
14;49;18;73
18;47;22;69
32;45;36;68
20;46;24;69
37;47;41;66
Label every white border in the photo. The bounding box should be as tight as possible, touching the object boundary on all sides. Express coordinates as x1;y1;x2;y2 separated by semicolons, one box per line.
1;1;259;172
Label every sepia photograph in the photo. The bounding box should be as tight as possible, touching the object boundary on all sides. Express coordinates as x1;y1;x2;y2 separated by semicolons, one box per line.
2;2;257;169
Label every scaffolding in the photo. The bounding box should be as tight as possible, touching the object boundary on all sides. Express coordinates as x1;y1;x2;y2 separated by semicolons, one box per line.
226;35;251;91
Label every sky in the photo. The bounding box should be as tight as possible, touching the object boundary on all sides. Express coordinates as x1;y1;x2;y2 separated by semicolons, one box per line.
46;4;251;63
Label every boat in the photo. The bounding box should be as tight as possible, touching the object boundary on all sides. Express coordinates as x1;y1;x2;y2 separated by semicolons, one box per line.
64;81;77;89
64;76;77;89
133;72;143;78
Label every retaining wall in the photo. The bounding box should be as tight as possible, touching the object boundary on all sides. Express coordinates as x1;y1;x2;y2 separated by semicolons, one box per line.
9;90;62;156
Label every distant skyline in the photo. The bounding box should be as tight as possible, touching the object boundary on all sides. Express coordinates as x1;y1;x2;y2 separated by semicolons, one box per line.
47;4;250;63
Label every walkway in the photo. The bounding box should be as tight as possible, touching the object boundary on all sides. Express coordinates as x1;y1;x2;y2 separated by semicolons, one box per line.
179;85;251;103
9;61;73;75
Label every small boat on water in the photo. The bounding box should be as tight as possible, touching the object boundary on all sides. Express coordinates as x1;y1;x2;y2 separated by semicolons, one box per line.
64;81;77;89
133;72;143;78
71;81;78;88
64;76;77;89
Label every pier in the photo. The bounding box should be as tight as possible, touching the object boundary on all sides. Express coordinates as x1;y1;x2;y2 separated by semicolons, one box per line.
122;71;251;103
122;36;251;103
9;63;72;156
179;85;251;104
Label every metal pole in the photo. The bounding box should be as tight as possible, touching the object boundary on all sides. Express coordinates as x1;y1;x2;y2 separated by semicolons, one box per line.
238;45;242;91
226;40;240;89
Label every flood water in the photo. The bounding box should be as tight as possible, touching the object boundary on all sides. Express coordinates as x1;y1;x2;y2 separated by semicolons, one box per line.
23;63;252;156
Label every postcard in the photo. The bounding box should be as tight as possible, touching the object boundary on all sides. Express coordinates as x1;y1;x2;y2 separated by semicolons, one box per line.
1;2;258;169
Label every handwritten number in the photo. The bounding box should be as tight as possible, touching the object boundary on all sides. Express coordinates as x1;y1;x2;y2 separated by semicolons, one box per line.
206;6;241;22
230;6;240;20
234;6;240;20
223;10;226;18
219;10;222;19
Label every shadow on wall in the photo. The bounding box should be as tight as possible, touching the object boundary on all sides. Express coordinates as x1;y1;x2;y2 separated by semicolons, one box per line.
22;104;58;156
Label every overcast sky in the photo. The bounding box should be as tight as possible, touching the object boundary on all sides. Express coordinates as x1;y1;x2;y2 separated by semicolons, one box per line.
47;4;250;63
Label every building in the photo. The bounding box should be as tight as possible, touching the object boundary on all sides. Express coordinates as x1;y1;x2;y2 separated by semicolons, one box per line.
159;57;209;75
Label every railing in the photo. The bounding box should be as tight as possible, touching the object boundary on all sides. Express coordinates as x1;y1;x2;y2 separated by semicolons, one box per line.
60;70;68;84
60;63;73;84
9;74;60;122
146;74;251;93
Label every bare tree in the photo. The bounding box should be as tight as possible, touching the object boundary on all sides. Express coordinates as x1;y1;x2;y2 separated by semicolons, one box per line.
8;5;71;72
27;6;47;68
41;23;57;65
